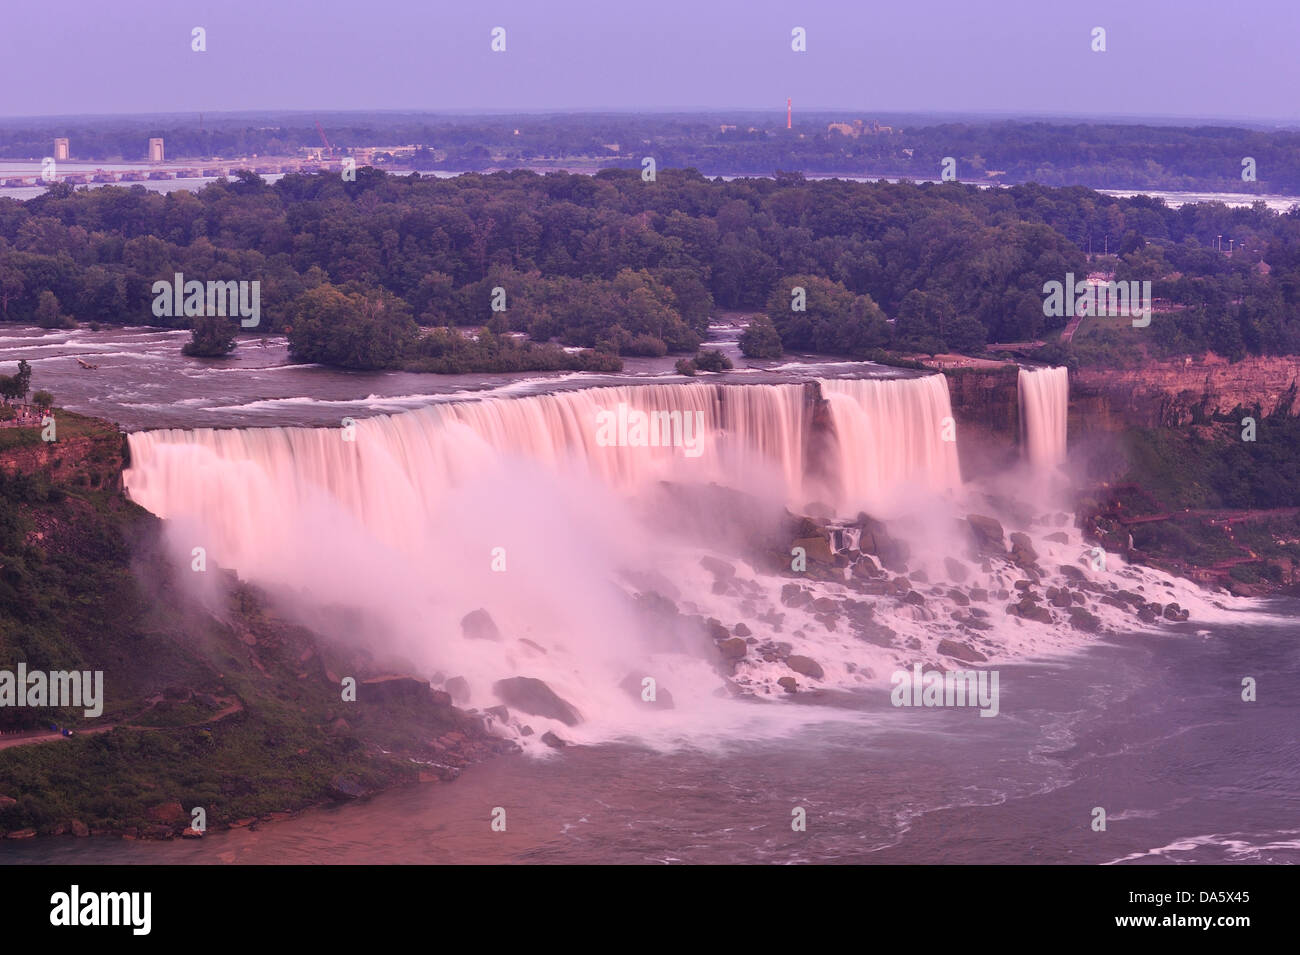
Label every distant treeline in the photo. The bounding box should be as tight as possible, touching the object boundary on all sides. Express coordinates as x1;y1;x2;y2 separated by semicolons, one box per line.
1;167;1299;371
3;113;1300;192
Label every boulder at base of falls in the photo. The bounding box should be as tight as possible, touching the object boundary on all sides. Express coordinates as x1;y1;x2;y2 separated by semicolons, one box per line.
700;555;737;579
967;514;1006;553
1044;531;1070;544
777;676;798;694
786;655;825;680
461;608;502;641
540;731;567;749
718;637;748;661
492;677;582;727
445;676;471;704
360;675;435;705
328;775;369;800
936;639;988;663
618;673;675;709
792;536;834;565
1067;607;1101;632
944;557;970;583
1009;532;1039;567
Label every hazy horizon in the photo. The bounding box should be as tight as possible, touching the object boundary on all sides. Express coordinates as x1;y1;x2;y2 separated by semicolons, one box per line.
1;0;1296;122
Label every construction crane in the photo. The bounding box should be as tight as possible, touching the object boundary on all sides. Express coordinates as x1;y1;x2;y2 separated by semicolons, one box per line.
314;120;335;158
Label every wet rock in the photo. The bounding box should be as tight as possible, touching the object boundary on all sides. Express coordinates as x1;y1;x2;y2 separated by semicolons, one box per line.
618;673;675;709
733;622;752;637
853;620;897;648
1044;531;1070;544
786;655;825;680
1068;608;1101;632
908;569;929;583
461;608;502;642
967;514;1005;552
792;536;834;565
361;675;434;704
811;596;839;613
445;676;471;704
937;639;988;663
1060;563;1092;587
700;556;736;579
485;704;510;722
853;556;883;578
947;589;970;606
777;676;798;694
493;677;582;726
970;587;989;602
635;591;679;618
1009;532;1038;566
718;637;748;660
1014;579;1033;592
944;556;970;582
329;775;368;800
540;731;567;749
181;828;204;839
1050;589;1073;608
904;590;926;606
1163;603;1188;621
781;583;812;607
1137;606;1159;623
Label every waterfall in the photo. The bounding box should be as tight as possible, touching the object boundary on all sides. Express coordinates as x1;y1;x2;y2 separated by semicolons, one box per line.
125;376;965;540
1018;366;1069;470
122;374;967;741
820;376;962;513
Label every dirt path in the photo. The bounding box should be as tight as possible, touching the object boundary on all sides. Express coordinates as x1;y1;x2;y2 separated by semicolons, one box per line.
0;699;244;752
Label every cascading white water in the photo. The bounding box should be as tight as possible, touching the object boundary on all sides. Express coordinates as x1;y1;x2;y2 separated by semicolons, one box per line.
820;376;962;514
123;375;969;744
1018;367;1069;470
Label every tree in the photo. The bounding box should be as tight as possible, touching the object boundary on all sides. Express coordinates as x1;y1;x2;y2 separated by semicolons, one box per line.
692;348;732;372
739;314;784;358
35;290;74;329
182;315;238;357
0;360;30;403
31;390;53;411
287;284;417;369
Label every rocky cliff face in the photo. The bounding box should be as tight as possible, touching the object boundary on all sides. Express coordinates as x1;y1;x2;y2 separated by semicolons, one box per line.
942;365;1021;479
0;412;126;490
1073;353;1300;430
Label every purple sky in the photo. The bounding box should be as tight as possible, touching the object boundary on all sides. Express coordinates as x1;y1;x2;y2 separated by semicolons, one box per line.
1;0;1296;122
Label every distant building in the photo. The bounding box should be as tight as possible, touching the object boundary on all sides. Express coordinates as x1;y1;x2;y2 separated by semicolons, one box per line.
720;124;737;133
53;138;69;160
148;138;164;162
826;120;894;138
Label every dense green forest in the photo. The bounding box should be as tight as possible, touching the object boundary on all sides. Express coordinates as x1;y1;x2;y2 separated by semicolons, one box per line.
2;167;1299;371
3;112;1300;192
